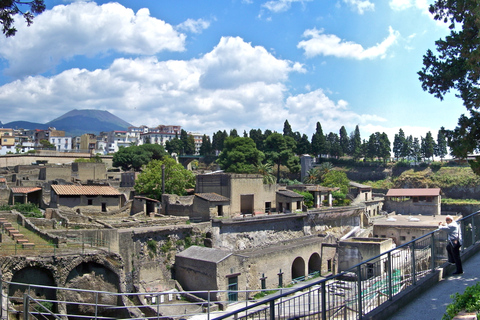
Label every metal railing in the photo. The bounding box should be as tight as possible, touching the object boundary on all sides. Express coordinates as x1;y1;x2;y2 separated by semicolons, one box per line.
1;211;479;320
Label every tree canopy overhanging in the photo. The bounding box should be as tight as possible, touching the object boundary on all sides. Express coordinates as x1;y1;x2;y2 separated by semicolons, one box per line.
0;0;45;37
418;0;480;171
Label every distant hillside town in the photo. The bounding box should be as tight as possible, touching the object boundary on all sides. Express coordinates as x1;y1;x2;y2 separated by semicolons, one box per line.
0;125;205;155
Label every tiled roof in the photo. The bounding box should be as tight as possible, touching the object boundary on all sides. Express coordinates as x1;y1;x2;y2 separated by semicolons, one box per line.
386;188;441;197
0;178;6;183
276;189;304;198
195;193;229;202
51;185;121;196
11;187;42;194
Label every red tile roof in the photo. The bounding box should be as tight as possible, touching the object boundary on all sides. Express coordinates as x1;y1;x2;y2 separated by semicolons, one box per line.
11;187;42;194
51;185;121;196
386;188;441;197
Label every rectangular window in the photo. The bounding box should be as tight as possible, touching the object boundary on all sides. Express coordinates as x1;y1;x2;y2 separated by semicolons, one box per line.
227;277;238;302
88;199;93;205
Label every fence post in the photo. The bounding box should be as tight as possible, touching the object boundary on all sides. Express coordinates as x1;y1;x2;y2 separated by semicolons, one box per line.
207;291;210;320
269;299;275;319
357;265;363;320
411;241;416;285
0;277;3;318
471;216;476;246
321;281;327;320
23;293;29;320
387;251;392;301
431;233;436;272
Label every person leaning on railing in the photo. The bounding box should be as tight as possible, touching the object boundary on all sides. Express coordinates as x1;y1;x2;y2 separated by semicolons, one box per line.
438;215;463;275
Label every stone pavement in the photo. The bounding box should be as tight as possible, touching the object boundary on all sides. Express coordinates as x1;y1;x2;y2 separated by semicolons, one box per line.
387;250;480;320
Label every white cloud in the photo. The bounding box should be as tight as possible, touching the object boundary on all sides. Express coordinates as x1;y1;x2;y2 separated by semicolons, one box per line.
176;18;211;34
0;2;186;78
0;36;384;137
298;27;399;59
389;0;429;12
262;0;312;13
343;0;375;14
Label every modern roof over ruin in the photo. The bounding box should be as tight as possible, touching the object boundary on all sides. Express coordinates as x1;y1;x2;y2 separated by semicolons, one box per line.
51;185;122;196
195;193;229;202
386;188;441;197
11;187;42;194
176;246;232;263
276;189;304;199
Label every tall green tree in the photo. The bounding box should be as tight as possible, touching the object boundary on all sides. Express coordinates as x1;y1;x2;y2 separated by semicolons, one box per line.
1;0;45;37
393;128;406;161
264;132;297;181
339;126;350;156
229;129;239;138
217;137;264;173
199;134;212;156
296;133;311;155
321;170;349;194
311;122;326;158
421;131;436;161
378;132;391;163
134;157;195;200
249;128;265;151
366;134;377;161
411;137;422;165
350;125;362;160
418;0;480;171
212;130;228;154
180;130;195;155
435;128;448;161
283;120;294;137
165;135;183;155
326;132;342;158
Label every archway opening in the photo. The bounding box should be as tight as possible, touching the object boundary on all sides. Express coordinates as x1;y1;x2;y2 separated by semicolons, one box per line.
308;253;321;276
291;257;306;282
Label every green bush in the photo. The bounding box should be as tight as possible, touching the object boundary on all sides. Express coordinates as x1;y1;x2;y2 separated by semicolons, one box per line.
293;190;313;208
0;203;43;218
147;239;157;255
443;282;480;320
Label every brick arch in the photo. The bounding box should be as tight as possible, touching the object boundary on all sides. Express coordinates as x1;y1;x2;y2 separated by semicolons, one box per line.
292;257;306;281
308;252;321;275
9;266;58;311
57;254;124;289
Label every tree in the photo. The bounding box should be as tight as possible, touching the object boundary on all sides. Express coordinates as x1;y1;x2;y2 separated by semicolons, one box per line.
421;131;436;161
217;137;264;173
39;139;55;149
296;133;311;155
212;130;228;154
436;128;448;161
418;1;480;170
1;0;45;37
199;134;212;156
366;134;377;161
411;137;422;165
165;136;183;155
180;130;195;155
311;122;326;158
339;126;349;156
283;120;294;137
249;129;264;151
112;144;167;171
264;132;297;180
350;125;362;160
321;170;349;194
378;132;391;163
393;128;406;161
256;162;276;184
326;132;342;158
134;157;195;200
229;129;239;138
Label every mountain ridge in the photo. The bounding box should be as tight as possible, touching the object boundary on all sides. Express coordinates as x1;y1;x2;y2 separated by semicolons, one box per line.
2;109;132;136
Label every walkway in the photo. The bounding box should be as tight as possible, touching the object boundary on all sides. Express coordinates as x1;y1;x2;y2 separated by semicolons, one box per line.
387;250;480;320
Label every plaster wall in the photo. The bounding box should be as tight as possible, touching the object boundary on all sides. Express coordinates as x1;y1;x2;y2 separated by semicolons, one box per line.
384;197;441;216
337;238;393;272
373;225;439;246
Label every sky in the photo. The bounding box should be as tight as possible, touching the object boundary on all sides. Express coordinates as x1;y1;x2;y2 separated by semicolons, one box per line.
0;0;468;143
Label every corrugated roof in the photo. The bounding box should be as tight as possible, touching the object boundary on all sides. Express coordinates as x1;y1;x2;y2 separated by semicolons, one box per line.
176;246;232;263
349;182;372;189
386;188;441;197
195;193;230;202
51;185;121;196
277;189;304;198
11;187;42;194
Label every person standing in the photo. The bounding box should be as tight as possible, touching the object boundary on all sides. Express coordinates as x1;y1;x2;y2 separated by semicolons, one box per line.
438;215;463;275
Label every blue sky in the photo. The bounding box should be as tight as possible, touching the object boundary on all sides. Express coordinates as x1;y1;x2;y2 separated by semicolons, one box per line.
0;0;466;142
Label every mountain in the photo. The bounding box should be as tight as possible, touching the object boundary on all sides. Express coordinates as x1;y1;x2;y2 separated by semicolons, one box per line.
3;109;132;136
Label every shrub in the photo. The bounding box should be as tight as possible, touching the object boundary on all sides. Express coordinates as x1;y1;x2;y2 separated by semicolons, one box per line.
443;282;480;320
